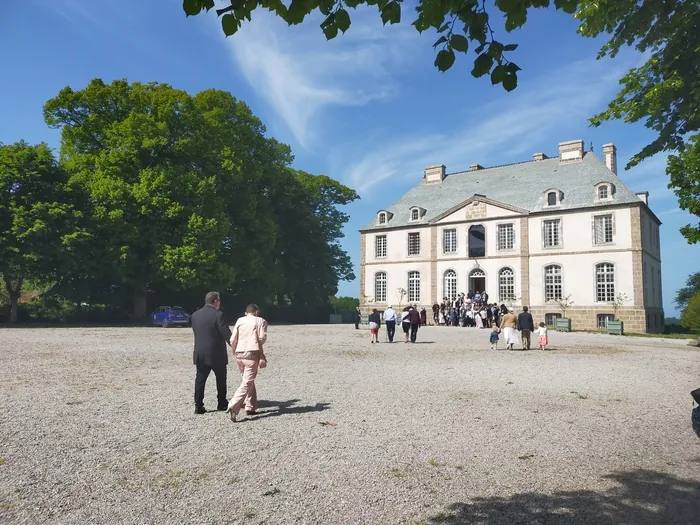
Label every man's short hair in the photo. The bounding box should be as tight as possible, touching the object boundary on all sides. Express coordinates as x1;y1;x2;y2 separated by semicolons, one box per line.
245;303;259;314
523;306;529;312
205;292;220;305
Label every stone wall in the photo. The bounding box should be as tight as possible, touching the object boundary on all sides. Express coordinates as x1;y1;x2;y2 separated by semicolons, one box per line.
527;305;651;333
464;201;487;221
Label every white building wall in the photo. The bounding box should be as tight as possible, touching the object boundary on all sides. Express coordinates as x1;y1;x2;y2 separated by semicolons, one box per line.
365;262;432;306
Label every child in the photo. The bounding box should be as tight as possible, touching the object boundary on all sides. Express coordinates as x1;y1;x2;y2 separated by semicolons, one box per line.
490;325;500;350
368;308;381;344
537;322;549;350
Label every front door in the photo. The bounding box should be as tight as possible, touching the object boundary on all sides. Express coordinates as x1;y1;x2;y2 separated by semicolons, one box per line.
470;276;486;295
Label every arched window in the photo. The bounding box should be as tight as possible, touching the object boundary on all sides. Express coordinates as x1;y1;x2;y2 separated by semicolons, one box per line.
408;271;421;302
468;225;485;258
498;268;515;302
469;268;486;295
544;265;563;302
378;212;386;224
595;263;615;302
444;270;457;301
411;208;420;221
374;272;387;303
547;191;557;206
598;185;609;199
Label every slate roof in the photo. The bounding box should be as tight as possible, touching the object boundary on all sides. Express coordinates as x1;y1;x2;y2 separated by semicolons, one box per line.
360;152;650;232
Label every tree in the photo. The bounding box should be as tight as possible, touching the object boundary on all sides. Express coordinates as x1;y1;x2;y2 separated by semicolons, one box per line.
329;296;359;313
183;0;582;92
675;272;700;312
610;292;630;320
554;294;574;318
680;292;700;331
0;141;77;322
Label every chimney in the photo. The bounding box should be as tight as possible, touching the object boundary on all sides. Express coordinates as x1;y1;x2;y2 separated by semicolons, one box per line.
424;164;446;184
636;191;649;205
603;143;617;174
558;139;584;162
469;163;484;171
533;152;548;161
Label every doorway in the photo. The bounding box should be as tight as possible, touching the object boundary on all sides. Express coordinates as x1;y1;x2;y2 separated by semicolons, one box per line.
469;269;486;295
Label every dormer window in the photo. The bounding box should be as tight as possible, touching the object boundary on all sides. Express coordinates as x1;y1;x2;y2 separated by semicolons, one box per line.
547;192;557;206
379;213;387;224
595;182;615;201
544;189;563;207
598;185;608;199
409;206;425;222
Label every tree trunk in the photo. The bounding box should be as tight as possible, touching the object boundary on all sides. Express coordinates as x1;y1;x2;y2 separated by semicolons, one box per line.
3;275;23;324
132;286;148;320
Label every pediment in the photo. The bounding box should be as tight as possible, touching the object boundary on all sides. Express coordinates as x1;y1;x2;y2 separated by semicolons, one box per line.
431;194;528;224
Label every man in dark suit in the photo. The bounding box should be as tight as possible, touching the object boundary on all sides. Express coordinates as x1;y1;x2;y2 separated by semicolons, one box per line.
191;291;232;414
517;306;535;351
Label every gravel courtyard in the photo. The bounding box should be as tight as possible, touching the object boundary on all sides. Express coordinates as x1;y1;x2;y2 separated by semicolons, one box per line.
0;325;699;524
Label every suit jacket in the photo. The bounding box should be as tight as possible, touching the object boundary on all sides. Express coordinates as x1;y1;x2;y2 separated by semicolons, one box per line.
191;304;232;368
517;312;535;331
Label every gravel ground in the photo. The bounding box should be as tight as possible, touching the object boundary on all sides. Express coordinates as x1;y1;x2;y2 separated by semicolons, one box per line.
0;325;699;525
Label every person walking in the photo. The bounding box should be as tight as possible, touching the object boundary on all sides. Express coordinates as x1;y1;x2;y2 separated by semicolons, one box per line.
191;291;232;415
383;305;397;343
537;322;549;350
517;306;535;350
354;306;361;330
500;307;518;350
408;305;421;343
420;307;427;327
368;308;381;344
226;304;268;422
401;306;411;342
432;302;439;325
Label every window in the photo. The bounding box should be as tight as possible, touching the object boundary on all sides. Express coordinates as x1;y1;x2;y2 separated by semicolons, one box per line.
545;313;561;328
497;223;514;250
375;235;387;258
547;192;557;206
378;213;386;224
596;263;615;302
411;208;420;221
443;229;457;253
408;232;421;256
408;271;421;302
468;225;486;258
444;270;457;300
594;215;614;244
598;185;609;199
597;314;615;329
544;265;563;301
498;267;515;302
375;272;387;302
543;219;562;248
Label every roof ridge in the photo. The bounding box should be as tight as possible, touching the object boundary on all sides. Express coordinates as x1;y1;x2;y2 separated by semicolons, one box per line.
446;158;541;176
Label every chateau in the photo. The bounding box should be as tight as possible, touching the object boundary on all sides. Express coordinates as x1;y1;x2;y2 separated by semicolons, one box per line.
359;140;664;333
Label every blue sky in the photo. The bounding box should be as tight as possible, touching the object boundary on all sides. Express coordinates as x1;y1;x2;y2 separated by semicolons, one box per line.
1;0;696;314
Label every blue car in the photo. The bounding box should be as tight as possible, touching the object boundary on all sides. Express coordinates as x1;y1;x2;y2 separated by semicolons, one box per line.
151;306;190;328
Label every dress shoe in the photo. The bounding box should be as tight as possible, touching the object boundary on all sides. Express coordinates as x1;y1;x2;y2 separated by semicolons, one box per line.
245;409;257;416
194;406;207;415
217;400;229;411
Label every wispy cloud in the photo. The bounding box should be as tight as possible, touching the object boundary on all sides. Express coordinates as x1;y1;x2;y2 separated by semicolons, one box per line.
341;55;638;195
219;8;418;149
33;0;100;24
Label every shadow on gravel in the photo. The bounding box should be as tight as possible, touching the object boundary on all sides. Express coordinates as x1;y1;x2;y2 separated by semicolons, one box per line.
425;469;700;524
242;399;331;421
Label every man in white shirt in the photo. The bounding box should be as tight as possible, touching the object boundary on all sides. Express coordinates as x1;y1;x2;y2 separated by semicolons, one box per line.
383;305;397;343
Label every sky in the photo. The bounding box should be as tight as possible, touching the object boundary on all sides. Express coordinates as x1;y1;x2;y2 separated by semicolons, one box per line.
1;0;697;315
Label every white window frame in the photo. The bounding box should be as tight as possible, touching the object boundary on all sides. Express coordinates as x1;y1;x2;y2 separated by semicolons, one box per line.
497;223;515;251
374;272;387;303
410;208;420;222
595;262;615;302
407;231;421;256
443;228;457;254
378;212;387;225
593;214;615;245
598;185;609;200
408;271;421;302
498;267;515;302
443;269;457;301
544;264;563;302
375;235;387;258
597;313;615;329
542;218;562;248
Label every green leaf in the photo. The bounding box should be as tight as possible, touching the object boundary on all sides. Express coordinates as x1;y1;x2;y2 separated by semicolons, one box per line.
320;12;335;29
335;9;351;33
323;23;339;40
471;53;493;78
554;0;578;14
286;0;309;24
221;14;239;36
183;0;202;16
433;36;448;48
503;72;518;92
490;64;506;85
380;2;401;25
435;49;456;72
450;34;468;53
503;44;518;52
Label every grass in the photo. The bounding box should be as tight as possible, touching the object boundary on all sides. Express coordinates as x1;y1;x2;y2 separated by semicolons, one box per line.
228;476;242;484
454;465;465;471
341;350;371;358
390;467;408;478
0;502;12;510
263;487;281;496
428;459;442;467
433;511;456;523
0;457;5;466
243;511;256;520
625;332;699;340
158;469;184;489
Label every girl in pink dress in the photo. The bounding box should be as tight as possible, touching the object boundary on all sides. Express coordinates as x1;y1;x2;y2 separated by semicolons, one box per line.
537;322;549;350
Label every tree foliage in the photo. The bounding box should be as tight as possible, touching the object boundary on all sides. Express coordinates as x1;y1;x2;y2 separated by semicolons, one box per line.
680;291;700;331
0;141;78;322
675;272;700;312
